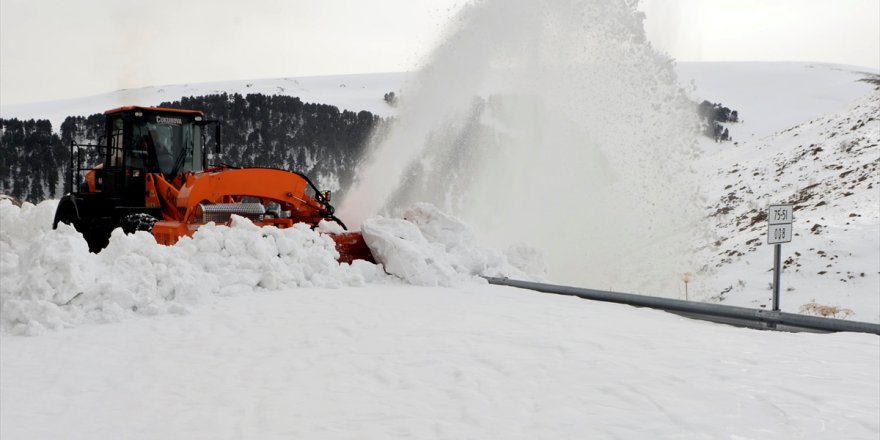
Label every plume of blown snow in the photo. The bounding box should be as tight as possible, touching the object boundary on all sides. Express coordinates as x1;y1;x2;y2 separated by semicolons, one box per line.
341;0;705;294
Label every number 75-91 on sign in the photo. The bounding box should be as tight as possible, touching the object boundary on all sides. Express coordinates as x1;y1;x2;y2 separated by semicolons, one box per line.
768;223;792;244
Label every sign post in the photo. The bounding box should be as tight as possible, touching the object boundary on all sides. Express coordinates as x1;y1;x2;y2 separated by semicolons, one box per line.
767;204;793;311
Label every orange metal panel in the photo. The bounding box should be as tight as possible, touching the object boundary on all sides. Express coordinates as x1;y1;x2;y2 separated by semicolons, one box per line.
176;168;321;221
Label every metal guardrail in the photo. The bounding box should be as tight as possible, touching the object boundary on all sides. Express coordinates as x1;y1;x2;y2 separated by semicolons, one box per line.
484;277;880;336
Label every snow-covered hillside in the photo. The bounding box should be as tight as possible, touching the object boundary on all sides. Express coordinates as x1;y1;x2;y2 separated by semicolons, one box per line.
694;88;880;322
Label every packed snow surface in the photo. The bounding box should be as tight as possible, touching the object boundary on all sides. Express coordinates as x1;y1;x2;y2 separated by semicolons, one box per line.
2;285;877;439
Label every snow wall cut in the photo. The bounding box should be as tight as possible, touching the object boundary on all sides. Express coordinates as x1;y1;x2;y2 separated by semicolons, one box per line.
0;200;542;335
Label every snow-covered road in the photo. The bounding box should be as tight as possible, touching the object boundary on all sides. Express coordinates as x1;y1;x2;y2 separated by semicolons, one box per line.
3;284;877;439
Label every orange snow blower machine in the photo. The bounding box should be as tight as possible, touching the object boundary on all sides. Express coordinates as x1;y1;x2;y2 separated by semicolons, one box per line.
53;106;372;263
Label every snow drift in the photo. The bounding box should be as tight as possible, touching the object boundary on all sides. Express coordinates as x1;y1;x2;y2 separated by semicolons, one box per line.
0;200;543;335
362;203;544;286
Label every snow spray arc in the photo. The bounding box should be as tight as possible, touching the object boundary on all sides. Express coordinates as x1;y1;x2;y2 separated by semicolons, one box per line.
340;0;706;293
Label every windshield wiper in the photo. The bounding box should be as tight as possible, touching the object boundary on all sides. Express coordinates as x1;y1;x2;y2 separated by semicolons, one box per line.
168;140;192;179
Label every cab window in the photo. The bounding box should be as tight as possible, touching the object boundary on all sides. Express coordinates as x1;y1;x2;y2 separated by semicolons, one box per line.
108;117;124;168
131;115;203;175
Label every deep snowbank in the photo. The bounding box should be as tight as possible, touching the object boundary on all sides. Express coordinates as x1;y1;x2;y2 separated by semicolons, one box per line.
362;204;544;286
0;200;542;335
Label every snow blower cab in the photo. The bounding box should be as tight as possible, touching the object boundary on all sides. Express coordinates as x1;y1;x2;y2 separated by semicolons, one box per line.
53;106;372;263
79;107;208;197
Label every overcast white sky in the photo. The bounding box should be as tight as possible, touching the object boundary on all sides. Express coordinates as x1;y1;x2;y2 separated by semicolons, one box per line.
1;0;878;105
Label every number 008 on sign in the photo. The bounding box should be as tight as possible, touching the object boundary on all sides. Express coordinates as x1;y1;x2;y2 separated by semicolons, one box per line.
768;223;792;244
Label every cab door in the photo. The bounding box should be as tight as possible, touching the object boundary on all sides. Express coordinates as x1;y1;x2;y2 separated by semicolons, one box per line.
99;116;126;196
122;121;149;206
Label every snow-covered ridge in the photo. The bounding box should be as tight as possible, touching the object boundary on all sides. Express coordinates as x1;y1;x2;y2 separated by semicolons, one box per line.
677;62;879;140
0;72;408;130
2;62;876;135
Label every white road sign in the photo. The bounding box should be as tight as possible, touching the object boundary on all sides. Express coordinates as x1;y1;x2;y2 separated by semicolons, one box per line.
767;204;793;244
768;224;792;244
768;204;793;225
767;204;794;309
